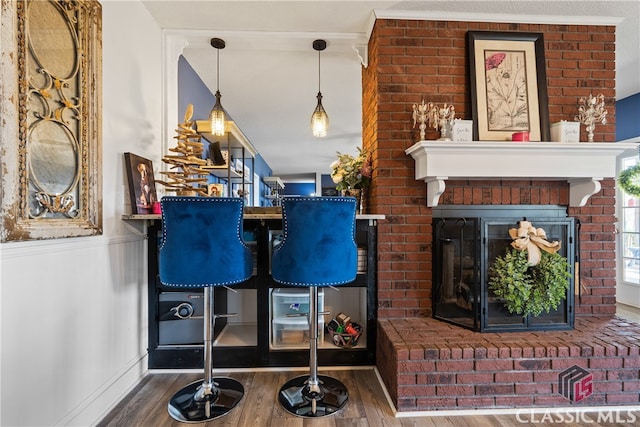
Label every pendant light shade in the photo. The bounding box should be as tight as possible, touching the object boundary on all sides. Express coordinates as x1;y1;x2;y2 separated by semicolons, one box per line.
209;38;226;136
209;90;225;136
311;39;328;138
311;92;328;138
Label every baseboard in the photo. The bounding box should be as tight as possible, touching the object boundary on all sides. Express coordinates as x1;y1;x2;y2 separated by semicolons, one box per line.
372;357;640;420
54;353;148;427
393;405;640;420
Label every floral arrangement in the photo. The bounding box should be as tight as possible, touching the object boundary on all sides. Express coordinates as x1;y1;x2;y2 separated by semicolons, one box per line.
330;147;372;191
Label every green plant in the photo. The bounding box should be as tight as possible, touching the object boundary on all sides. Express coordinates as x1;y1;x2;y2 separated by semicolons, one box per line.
618;163;640;198
488;248;571;317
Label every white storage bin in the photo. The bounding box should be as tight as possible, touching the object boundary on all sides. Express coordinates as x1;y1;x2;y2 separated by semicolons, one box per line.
270;288;325;348
357;248;367;273
271;317;325;347
271;288;324;318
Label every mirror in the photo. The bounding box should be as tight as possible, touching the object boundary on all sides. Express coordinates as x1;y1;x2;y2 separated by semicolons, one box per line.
0;0;102;241
28;121;79;200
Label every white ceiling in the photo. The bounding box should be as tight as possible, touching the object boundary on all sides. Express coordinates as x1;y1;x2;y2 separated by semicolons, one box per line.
140;1;640;180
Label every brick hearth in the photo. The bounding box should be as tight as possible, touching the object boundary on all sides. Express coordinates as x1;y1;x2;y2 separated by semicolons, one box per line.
377;316;640;411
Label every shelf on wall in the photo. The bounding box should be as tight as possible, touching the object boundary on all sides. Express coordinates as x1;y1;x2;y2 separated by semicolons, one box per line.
196;120;258;158
264;176;285;190
264;176;285;206
202;165;251;182
405;141;638;207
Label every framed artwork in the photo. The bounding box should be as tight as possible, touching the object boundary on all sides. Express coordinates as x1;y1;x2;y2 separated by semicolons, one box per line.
124;153;158;214
468;31;550;141
208;183;227;197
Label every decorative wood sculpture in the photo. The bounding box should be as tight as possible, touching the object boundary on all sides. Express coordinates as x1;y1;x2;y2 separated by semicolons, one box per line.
156;104;209;196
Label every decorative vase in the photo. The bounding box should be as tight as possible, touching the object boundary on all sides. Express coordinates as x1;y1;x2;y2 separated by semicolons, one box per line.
342;188;363;214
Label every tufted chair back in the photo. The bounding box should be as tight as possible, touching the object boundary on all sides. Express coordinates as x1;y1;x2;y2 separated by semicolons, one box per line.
159;196;252;288
271;196;357;287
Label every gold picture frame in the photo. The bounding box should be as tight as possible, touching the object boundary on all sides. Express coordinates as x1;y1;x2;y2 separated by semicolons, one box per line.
468;31;550;141
0;0;102;241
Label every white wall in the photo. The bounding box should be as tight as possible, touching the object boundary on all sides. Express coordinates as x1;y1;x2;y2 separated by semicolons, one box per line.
0;1;162;425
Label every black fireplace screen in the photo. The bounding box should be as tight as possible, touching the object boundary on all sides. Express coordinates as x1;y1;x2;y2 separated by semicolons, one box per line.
433;207;575;332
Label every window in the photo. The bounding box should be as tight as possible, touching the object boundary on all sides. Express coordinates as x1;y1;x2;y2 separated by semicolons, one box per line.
619;155;640;286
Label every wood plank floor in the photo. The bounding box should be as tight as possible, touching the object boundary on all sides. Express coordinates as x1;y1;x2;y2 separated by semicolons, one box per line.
97;368;627;427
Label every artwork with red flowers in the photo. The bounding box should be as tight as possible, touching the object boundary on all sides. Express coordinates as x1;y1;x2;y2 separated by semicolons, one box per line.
468;31;550;142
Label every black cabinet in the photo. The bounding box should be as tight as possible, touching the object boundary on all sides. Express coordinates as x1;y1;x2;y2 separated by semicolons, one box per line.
145;215;380;369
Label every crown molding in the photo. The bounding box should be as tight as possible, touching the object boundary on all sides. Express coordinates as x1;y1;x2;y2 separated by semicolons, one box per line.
367;9;623;41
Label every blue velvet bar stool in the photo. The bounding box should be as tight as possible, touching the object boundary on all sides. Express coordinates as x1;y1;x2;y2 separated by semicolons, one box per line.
271;196;358;417
158;196;252;423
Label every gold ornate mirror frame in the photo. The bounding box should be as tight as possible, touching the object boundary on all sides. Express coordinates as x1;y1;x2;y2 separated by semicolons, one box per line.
0;0;102;242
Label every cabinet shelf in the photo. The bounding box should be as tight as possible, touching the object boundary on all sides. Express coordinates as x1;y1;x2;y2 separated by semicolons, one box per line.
264;176;285;189
143;214;382;369
213;323;257;347
264;176;285;206
196;120;254;202
202;165;242;179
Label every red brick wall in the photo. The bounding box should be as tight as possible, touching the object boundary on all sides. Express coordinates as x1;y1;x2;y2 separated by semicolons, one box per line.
362;19;617;320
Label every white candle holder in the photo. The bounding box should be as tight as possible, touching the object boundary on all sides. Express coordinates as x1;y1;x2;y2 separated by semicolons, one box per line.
427;103;456;141
575;93;607;142
412;99;429;141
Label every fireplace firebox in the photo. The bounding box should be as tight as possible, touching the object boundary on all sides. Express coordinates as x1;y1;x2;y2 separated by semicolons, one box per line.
433;206;575;332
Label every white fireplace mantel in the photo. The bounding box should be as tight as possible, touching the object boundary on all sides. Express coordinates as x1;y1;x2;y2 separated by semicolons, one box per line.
405;141;638;207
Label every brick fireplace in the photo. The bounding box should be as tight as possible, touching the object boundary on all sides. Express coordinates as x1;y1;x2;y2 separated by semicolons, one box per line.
431;205;576;333
362;17;640;411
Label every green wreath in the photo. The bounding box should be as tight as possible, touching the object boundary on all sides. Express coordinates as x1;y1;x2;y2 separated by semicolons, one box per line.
618;163;640;198
488;248;571;317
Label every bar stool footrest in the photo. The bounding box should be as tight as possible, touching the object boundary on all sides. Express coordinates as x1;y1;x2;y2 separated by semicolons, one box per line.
278;375;348;418
168;377;244;423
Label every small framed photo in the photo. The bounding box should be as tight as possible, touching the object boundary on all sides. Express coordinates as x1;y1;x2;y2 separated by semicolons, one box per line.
208;183;226;197
468;31;550;141
124;153;158;214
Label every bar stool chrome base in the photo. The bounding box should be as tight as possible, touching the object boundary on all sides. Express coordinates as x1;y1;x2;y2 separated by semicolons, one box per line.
168;377;244;423
278;375;348;417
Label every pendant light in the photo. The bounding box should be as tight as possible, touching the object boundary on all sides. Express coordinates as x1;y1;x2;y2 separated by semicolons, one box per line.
311;39;329;138
208;37;226;136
